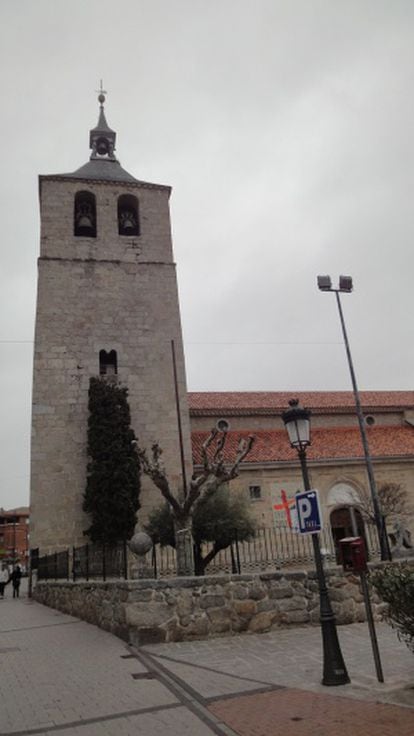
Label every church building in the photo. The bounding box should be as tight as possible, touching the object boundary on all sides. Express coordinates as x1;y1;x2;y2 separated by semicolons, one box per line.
190;390;414;549
30;98;414;556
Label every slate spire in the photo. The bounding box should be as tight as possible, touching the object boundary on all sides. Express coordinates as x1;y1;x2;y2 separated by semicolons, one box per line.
89;87;117;161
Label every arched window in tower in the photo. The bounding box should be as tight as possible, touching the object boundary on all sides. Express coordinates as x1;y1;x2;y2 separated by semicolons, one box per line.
74;191;97;237
99;350;117;376
118;194;139;236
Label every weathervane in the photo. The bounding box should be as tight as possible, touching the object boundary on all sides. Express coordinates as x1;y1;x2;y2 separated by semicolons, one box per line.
96;79;107;105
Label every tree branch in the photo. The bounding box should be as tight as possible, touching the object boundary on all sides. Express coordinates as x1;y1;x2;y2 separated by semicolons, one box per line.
136;431;256;521
136;443;182;517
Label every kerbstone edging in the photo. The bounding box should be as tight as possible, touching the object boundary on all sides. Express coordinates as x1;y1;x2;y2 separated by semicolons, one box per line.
33;564;396;645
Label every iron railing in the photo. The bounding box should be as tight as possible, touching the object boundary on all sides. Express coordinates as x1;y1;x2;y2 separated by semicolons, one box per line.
37;550;70;580
72;541;128;581
36;524;382;581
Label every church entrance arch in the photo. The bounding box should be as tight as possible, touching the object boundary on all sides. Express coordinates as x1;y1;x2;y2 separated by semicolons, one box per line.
327;483;367;561
330;506;365;546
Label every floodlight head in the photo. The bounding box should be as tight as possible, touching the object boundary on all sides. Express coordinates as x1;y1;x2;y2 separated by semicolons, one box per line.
339;275;353;292
317;275;332;291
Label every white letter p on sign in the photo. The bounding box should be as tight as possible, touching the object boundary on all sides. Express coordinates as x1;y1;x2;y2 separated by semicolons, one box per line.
298;498;312;525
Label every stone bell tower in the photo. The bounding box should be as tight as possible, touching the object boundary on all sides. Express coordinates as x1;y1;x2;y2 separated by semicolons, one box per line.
30;92;192;552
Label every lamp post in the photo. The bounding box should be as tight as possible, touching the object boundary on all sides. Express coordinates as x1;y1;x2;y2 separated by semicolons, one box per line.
13;519;16;568
282;399;350;686
317;275;391;561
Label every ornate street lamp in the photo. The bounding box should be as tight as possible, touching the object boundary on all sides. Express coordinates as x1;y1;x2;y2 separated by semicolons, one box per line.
317;275;391;561
282;399;350;686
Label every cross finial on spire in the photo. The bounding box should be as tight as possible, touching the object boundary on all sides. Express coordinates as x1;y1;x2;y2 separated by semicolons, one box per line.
96;79;107;106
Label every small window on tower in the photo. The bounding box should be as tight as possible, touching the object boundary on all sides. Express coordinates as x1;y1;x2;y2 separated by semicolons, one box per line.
249;485;262;501
99;350;117;376
74;191;97;237
118;194;139;236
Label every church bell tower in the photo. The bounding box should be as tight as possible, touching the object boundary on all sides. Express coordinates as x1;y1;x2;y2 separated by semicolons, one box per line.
30;92;192;552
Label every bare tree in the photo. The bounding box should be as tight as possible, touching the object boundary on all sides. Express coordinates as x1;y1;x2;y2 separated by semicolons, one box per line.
136;428;255;575
358;482;412;526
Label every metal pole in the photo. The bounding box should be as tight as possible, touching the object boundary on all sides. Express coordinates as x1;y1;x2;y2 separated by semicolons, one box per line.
235;529;241;574
152;542;158;579
360;571;384;682
334;292;390;561
230;543;237;575
102;542;106;582
171;340;188;499
347;511;384;682
298;449;350;686
13;520;16;568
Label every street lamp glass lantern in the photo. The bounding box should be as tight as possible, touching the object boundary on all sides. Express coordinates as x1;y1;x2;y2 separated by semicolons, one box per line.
282;400;311;450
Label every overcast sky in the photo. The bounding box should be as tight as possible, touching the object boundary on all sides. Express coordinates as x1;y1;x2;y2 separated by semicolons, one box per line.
0;1;413;509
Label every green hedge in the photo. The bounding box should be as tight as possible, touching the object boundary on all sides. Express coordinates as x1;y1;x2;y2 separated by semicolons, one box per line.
370;563;414;653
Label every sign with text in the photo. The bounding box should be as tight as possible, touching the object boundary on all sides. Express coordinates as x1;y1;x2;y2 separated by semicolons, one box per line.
295;489;323;534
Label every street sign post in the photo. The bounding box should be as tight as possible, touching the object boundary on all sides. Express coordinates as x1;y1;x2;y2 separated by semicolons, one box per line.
295;489;323;534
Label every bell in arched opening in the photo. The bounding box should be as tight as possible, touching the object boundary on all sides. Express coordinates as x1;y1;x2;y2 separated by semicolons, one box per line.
74;191;97;237
118;194;139;236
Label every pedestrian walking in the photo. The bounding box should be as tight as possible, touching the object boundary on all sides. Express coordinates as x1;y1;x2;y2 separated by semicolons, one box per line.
0;563;9;598
10;565;22;598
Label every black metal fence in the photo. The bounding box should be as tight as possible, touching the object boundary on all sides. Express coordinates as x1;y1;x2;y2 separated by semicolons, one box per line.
72;541;128;581
36;524;382;582
38;550;70;580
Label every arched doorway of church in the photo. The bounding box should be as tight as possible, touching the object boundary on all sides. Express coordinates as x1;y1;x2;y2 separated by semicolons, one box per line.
330;506;366;561
326;482;367;562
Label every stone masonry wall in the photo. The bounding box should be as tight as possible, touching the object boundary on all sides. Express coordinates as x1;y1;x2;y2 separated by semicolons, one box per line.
34;568;387;646
31;177;192;552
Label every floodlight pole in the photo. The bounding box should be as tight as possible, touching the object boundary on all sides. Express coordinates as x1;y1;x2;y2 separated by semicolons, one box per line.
318;277;391;562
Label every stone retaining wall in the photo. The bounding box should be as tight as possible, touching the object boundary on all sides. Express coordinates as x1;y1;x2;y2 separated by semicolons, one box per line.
33;567;388;645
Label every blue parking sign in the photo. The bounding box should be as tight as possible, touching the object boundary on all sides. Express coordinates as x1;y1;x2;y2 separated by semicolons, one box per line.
295;490;323;534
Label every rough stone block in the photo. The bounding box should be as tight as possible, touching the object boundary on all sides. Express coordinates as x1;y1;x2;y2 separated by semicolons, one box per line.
207;607;232;633
125;602;171;628
248;611;277;633
233;599;257;616
269;585;294;599
199;595;226;609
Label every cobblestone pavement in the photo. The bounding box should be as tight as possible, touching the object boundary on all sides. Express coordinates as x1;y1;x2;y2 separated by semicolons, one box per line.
1;581;414;736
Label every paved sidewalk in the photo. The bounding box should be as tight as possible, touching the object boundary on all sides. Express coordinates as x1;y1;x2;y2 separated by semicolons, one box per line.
1;581;414;735
0;583;218;736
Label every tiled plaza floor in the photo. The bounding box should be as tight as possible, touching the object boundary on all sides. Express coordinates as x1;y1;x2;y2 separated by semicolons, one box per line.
1;580;414;735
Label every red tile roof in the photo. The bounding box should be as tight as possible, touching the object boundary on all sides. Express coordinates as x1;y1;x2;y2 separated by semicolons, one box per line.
191;425;414;465
188;391;414;415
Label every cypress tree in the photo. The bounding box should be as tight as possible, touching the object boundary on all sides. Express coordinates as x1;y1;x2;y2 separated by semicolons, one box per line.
83;377;140;545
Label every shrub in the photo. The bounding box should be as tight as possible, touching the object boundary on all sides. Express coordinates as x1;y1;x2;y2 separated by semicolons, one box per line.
83;377;141;545
370;563;414;653
146;486;255;575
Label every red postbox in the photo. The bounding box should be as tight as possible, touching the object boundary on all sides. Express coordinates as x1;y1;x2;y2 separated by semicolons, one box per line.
339;536;367;573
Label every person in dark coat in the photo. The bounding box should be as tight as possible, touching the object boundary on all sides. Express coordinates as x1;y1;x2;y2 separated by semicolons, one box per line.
10;565;22;598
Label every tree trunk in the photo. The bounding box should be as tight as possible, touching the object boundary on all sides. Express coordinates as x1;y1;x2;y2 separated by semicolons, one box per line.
194;544;206;576
174;518;194;576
